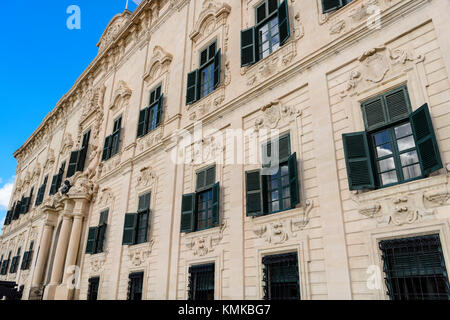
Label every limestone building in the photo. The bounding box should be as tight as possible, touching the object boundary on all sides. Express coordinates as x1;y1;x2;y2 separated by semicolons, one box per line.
1;0;450;300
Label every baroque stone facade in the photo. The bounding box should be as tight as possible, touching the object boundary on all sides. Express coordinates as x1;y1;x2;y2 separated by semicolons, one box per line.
1;0;450;300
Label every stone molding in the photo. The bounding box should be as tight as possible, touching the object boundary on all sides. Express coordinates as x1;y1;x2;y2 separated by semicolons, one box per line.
252;200;314;245
128;241;154;267
185;220;228;257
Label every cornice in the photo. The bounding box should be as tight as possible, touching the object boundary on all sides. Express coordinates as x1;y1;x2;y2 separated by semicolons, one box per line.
12;0;159;161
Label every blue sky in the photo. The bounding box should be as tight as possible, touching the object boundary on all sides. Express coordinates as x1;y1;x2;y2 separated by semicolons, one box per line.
0;1;140;227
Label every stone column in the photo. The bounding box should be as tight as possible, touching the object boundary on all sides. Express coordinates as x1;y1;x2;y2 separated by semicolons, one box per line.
43;199;74;300
62;214;84;284
31;224;54;288
55;197;90;300
48;214;73;286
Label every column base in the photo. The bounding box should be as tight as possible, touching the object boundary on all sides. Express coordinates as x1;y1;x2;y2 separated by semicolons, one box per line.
54;284;75;300
28;286;44;300
42;284;58;300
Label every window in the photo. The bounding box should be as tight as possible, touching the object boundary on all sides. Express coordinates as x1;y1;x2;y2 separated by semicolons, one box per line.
86;210;109;254
0;252;11;275
103;117;122;161
9;248;21;274
380;234;450;300
188;264;215;300
342;86;443;190
67;130;91;178
240;0;290;67
21;241;34;271
180;166;220;233
19;187;34;215
122;193;151;246
87;277;100;301
322;0;354;14
137;85;163;138
245;134;300;217
127;272;144;301
263;252;300;300
49;161;66;195
186;43;221;105
35;176;48;207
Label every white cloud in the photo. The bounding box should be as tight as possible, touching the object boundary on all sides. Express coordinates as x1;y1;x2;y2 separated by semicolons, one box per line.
0;177;15;210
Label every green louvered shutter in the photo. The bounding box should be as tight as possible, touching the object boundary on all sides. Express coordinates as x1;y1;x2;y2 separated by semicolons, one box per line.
102;135;113;161
288;152;300;208
214;49;221;89
50;175;58;195
241;27;256;67
21;252;29;270
384;86;411;123
155;94;164;128
137;108;148;138
86;227;98;254
342;131;375;190
212;182;220;227
410;103;443;176
362;96;387;131
186;69;199;105
67;150;80;178
279;134;291;162
77;146;88;172
196;170;206;191
181;193;195;233
278;0;290;46
122;213;138;245
112;129;121;156
322;0;344;13
246;170;263;217
96;224;107;253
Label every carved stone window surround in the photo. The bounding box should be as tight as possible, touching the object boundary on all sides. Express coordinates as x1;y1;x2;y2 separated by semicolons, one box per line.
89;251;107;274
183;249;224;300
184;220;228;257
366;220;450;300
353;175;448;226
187;86;226;122
254;238;311;300
251;200;314;245
127;240;154;267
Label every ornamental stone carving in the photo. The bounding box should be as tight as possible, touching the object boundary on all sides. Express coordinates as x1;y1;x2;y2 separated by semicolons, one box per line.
89;253;107;273
253;200;313;244
60;134;74;157
188;87;225;120
109;80;132;110
43;149;55;171
340;45;425;98
185;221;227;256
243;40;298;85
189;0;231;43
97;187;115;207
97;11;132;53
128;241;153;267
254;101;301;131
137;129;163;152
137;166;157;189
143;46;173;83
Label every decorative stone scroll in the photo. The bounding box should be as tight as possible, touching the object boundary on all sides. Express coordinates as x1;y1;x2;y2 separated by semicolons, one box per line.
189;0;231;44
185;221;228;256
340;45;425;98
254;100;302;131
253;200;314;245
143;46;173;83
128;241;154;267
97;11;132;54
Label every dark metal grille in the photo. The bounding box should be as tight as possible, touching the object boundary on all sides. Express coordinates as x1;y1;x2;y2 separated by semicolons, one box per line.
87;277;100;301
380;234;450;300
188;264;215;300
127;272;144;301
262;252;300;300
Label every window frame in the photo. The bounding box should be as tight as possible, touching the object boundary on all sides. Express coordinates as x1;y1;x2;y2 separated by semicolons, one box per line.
369;121;423;188
87;277;100;301
198;41;217;100
321;0;354;14
127;272;144;301
255;0;280;61
262;252;301;300
188;263;215;301
379;234;450;300
137;84;163;138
